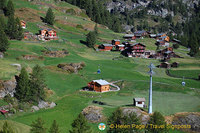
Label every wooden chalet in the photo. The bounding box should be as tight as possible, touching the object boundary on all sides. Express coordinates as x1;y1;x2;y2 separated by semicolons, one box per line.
20;20;26;29
88;79;110;92
123;34;135;40
112;39;120;45
156;40;166;46
98;44;113;51
159;36;170;42
122;43;146;57
116;45;125;51
133;98;146;108
39;29;58;40
156;33;166;38
134;30;147;38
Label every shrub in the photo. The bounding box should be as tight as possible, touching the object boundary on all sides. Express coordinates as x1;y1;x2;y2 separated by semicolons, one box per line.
76;24;84;29
66;8;76;15
173;43;179;49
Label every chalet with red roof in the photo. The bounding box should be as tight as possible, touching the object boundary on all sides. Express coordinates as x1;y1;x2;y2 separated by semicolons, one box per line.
112;39;120;45
39;29;58;40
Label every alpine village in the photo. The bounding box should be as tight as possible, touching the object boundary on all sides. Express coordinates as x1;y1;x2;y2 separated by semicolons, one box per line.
0;0;200;133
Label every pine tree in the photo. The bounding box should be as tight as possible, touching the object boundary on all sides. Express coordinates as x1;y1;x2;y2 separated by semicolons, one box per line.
0;121;14;133
30;117;46;133
189;33;199;56
44;8;55;25
69;113;91;133
29;65;46;103
15;67;30;102
15;17;23;40
86;31;96;48
6;15;17;39
49;120;60;133
0;0;7;10
86;0;93;18
5;0;14;16
147;111;168;133
0;16;6;32
94;23;98;35
0;26;9;53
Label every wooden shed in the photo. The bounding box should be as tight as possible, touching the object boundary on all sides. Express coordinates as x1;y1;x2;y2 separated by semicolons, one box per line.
88;79;110;92
160;62;171;68
98;44;113;51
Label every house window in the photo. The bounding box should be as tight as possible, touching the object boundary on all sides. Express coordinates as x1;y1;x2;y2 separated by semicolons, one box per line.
138;101;142;104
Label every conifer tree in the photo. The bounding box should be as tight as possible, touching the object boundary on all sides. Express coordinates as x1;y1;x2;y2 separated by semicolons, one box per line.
86;31;96;48
0;0;7;10
94;23;98;35
147;111;168;133
6;15;17;39
49;120;60;133
15;67;30;102
15;17;23;40
44;8;55;25
86;0;93;18
29;65;46;103
0;16;6;32
0;121;14;133
5;0;14;16
69;113;91;133
0;25;9;53
30;117;46;133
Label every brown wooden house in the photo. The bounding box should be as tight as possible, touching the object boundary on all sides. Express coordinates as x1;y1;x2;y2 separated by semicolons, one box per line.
88;79;110;92
129;43;146;57
112;39;120;45
116;45;125;51
98;44;114;51
123;34;135;40
134;30;147;38
39;29;58;40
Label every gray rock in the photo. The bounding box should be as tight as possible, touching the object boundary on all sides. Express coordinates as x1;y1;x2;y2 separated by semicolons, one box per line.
0;79;16;98
49;102;56;108
38;101;49;109
0;52;3;58
31;106;40;111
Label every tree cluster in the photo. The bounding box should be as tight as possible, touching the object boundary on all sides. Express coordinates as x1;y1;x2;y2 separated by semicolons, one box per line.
107;108;168;133
15;65;46;103
64;0;122;32
31;118;60;133
69;113;91;133
0;0;23;54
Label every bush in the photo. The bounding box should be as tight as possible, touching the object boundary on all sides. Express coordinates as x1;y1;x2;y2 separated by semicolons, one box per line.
80;62;86;67
66;8;76;15
76;24;84;29
173;43;179;49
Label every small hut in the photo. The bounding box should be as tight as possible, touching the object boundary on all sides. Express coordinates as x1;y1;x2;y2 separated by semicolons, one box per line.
133;98;146;108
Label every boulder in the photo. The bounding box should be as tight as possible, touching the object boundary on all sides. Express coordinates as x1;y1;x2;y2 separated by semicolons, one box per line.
0;52;4;58
31;106;40;111
0;79;16;98
49;102;56;108
38;101;49;109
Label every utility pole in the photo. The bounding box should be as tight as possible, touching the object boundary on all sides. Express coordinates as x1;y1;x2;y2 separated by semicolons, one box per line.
148;63;155;114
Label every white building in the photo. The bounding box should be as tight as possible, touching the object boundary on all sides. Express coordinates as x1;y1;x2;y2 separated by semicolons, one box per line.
133;98;146;108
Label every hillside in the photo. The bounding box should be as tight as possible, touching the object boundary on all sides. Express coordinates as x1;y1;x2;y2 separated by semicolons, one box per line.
0;0;200;133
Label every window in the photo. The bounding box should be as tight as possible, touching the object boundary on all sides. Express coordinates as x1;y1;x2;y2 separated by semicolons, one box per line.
138;101;142;104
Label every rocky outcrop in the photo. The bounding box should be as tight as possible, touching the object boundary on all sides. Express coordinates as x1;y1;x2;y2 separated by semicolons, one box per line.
82;106;104;123
122;107;150;124
171;112;200;133
0;79;16;98
43;50;69;58
57;62;85;73
31;101;56;112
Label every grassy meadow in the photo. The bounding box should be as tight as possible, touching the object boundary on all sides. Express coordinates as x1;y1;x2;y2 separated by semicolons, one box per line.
0;0;199;133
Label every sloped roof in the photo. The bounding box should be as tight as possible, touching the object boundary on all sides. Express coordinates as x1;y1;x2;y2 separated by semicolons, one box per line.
123;34;135;37
130;43;146;47
113;39;120;41
134;98;145;102
93;79;110;85
102;44;113;47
